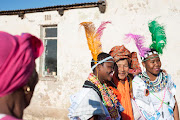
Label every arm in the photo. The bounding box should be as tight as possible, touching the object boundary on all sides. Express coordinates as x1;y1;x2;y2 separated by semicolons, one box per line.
88;115;98;120
173;97;179;120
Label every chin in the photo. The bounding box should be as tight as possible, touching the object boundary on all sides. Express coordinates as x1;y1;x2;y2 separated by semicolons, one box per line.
107;77;113;81
153;71;161;76
118;76;126;80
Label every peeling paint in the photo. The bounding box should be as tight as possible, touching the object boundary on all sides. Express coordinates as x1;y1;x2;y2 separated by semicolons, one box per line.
0;0;180;119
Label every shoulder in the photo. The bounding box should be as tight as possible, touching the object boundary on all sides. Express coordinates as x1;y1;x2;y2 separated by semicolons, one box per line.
165;74;176;96
132;75;147;95
70;88;102;107
0;115;21;120
132;74;145;85
68;88;106;120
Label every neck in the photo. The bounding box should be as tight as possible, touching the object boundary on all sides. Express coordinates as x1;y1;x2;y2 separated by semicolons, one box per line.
0;91;24;119
0;95;14;117
146;71;158;81
0;101;12;116
118;76;126;84
120;80;125;84
93;71;104;84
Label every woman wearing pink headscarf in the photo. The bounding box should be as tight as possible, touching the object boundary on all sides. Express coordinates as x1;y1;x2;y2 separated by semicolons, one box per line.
0;31;44;120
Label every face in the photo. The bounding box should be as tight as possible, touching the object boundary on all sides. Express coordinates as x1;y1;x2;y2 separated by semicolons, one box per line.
98;59;114;82
24;68;38;108
116;59;129;80
142;54;161;76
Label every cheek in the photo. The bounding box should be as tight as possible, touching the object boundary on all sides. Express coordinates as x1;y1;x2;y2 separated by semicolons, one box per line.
125;67;129;72
159;62;162;67
25;92;33;107
125;68;129;75
145;62;153;69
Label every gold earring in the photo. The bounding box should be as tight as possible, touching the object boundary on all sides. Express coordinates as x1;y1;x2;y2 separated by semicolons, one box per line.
25;86;31;94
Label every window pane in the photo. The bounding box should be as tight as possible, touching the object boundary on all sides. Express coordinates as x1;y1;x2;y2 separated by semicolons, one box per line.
44;39;57;75
45;28;57;37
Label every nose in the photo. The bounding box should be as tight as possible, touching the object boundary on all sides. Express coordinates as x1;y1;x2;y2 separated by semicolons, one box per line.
118;65;125;71
155;61;160;66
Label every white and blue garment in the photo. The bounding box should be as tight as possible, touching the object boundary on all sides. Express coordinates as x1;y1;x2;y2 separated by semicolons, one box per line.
132;72;176;120
68;86;122;120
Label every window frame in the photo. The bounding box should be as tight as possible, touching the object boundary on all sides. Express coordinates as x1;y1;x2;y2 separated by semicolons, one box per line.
40;25;58;77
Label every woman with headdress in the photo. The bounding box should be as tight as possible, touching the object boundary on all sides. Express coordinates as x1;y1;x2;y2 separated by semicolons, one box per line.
108;45;142;120
68;22;124;120
128;20;179;119
0;31;44;120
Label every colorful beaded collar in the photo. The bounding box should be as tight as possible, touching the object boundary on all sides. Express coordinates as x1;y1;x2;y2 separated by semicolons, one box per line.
88;73;119;119
138;72;168;92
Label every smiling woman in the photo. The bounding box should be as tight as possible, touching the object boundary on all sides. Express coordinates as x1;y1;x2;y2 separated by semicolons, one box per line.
131;20;179;120
108;45;142;120
142;51;162;81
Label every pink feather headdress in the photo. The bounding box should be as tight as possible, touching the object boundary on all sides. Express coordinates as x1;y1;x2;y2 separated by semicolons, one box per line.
125;33;150;57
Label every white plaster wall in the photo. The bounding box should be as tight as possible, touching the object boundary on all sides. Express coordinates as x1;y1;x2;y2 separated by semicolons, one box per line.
0;0;180;119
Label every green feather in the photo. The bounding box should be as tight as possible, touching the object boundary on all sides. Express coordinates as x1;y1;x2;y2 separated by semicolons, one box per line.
148;20;167;54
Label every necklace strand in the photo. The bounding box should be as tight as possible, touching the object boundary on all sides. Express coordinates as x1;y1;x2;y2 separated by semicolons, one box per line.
88;73;119;119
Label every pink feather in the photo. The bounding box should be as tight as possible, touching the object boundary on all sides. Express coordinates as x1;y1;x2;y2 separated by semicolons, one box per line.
95;21;111;40
125;33;150;57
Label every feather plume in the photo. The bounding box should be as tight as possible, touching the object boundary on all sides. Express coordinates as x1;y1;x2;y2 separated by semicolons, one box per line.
148;20;167;54
125;33;150;57
95;21;111;40
80;21;111;62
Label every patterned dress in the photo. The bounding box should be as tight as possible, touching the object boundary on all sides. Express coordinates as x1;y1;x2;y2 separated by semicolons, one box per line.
132;72;176;120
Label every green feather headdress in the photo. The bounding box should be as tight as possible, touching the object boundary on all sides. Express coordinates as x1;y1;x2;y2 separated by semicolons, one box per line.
148;20;167;54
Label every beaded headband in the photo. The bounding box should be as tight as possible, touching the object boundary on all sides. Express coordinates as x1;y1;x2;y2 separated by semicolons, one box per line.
141;51;159;62
91;56;114;70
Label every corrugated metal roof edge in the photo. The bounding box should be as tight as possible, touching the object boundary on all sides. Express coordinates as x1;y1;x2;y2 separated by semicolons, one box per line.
0;1;105;15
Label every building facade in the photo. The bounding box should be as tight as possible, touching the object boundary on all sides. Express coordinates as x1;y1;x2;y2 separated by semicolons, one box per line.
0;0;180;119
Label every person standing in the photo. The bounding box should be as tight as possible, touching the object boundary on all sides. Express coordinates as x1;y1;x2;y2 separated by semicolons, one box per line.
129;20;179;120
0;31;44;120
108;45;142;120
68;21;124;120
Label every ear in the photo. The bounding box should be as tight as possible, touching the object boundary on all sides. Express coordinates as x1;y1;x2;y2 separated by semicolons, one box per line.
23;85;31;95
142;61;145;68
97;64;103;71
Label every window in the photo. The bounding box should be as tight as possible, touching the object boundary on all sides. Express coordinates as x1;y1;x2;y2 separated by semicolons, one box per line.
42;26;57;76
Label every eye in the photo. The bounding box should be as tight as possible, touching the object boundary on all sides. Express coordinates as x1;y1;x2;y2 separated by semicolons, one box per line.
150;60;155;63
124;65;129;67
108;66;113;69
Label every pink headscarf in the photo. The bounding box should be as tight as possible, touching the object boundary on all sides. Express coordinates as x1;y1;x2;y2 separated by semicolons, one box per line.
0;31;44;97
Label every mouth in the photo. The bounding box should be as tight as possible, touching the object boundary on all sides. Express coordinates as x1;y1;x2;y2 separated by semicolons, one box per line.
118;73;126;76
154;68;160;71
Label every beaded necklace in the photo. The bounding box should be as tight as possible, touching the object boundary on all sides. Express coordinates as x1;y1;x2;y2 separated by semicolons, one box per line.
88;73;119;119
139;72;168;92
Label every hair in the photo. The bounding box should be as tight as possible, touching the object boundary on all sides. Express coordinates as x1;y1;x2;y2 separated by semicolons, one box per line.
143;48;159;62
115;58;131;68
91;52;112;71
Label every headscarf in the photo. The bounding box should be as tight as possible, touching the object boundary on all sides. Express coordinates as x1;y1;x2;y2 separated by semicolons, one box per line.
0;31;44;97
109;45;141;75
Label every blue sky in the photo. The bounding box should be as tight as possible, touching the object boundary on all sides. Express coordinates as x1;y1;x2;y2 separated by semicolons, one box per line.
0;0;98;11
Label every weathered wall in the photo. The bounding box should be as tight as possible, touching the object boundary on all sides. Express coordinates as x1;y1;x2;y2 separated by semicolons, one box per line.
0;0;180;119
